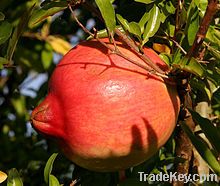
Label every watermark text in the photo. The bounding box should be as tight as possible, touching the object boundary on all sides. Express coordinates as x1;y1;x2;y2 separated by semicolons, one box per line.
138;172;218;183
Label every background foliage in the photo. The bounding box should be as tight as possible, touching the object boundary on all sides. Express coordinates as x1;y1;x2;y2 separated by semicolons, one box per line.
0;0;220;185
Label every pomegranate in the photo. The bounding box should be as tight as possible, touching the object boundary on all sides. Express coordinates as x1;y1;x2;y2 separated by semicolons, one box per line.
31;39;180;171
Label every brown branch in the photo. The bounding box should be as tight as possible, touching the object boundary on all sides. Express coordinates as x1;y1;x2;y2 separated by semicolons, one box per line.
187;0;219;58
174;0;184;39
68;4;169;79
173;93;195;186
82;1;166;75
157;34;187;55
114;29;166;75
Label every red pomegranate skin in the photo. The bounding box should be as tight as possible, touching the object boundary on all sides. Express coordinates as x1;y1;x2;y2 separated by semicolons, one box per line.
31;39;180;172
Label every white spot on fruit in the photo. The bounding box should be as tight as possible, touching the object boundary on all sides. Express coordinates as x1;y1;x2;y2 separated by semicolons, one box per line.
101;80;134;101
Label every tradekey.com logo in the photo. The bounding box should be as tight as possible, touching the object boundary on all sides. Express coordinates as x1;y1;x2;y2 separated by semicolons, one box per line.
138;172;218;183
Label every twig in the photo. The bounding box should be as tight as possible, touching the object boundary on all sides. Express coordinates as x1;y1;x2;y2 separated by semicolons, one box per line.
82;1;166;75
170;37;187;55
174;0;184;39
68;4;169;79
157;33;187;55
187;0;219;58
114;29;166;75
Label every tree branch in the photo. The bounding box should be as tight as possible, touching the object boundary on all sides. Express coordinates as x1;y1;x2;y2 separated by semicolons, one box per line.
82;1;167;75
68;4;169;79
187;0;219;58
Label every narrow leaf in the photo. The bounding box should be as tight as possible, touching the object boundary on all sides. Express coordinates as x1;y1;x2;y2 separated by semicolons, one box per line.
138;12;150;33
0;57;9;69
95;0;116;33
195;0;208;15
206;44;220;60
189;109;220;153
7;168;23;186
206;26;220;47
187;7;199;45
29;2;67;27
181;122;220;176
46;36;72;55
159;53;172;66
41;49;53;70
87;26;124;40
142;5;161;46
44;153;58;184
49;175;60;186
173;57;206;77
159;1;176;23
116;14;130;31
0;21;13;45
6;5;35;62
128;22;141;40
134;0;155;4
190;78;211;100
0;12;5;21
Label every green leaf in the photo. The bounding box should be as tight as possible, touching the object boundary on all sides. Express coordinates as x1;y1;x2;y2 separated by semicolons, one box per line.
206;44;220;60
158;1;176;23
87;26;124;40
0;57;8;69
134;0;156;4
49;175;60;186
0;21;13;45
190;78;212;100
117;15;141;40
206;26;220;48
46;36;71;55
95;0;116;33
142;5;161;46
128;22;142;40
7;168;23;186
116;14;130;31
187;7;199;45
44;153;58;184
11;96;27;117
159;53;172;66
139;12;150;33
163;1;176;15
29;2;67;28
173;57;206;77
195;0;208;15
6;5;35;62
179;6;187;28
181;122;220;176
41;43;53;70
207;69;220;87
0;12;5;21
189;109;220;153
